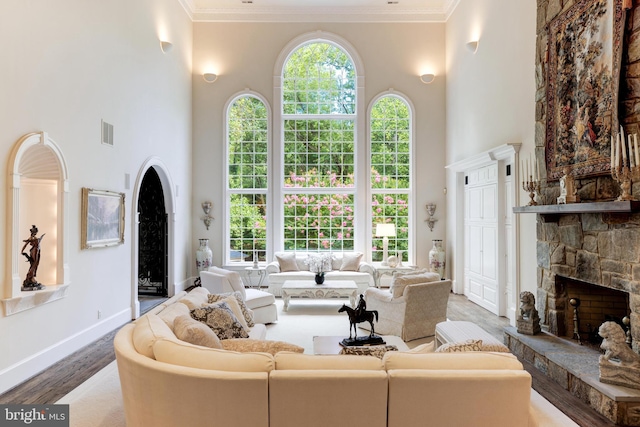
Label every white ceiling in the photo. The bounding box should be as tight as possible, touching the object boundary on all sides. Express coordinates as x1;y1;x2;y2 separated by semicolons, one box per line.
179;0;460;22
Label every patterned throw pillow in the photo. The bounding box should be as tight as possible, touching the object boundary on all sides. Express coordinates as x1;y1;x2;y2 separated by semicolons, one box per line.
208;291;255;327
339;345;398;359
172;314;222;349
221;339;304;355
190;302;249;340
435;339;483;353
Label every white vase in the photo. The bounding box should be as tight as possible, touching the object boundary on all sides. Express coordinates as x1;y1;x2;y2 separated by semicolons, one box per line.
196;239;213;273
429;239;446;279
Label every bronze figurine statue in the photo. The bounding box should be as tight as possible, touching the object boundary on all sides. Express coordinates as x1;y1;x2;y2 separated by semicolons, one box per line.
338;294;384;347
21;225;45;291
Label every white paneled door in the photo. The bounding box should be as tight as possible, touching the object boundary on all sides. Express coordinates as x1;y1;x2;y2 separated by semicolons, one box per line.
464;164;500;315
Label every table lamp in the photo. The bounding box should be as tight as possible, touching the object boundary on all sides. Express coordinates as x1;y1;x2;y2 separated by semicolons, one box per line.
376;223;396;266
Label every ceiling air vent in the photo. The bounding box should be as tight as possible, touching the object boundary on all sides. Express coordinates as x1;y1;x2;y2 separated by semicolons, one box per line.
101;120;114;147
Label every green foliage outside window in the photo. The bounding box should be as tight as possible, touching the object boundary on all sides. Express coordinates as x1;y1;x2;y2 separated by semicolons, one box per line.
370;96;411;262
228;96;268;262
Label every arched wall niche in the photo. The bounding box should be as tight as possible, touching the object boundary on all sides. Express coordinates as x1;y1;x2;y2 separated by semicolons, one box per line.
2;131;70;316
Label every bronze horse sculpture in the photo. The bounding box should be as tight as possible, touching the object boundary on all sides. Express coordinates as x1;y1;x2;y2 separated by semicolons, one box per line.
338;304;378;339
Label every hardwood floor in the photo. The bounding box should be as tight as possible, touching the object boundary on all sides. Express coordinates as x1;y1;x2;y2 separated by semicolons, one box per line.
0;293;616;426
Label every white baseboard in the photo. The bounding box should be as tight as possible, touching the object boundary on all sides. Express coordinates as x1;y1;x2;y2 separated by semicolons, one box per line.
0;308;131;395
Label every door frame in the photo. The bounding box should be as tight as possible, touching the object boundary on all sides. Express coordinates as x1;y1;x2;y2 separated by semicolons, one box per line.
446;143;521;324
130;157;176;319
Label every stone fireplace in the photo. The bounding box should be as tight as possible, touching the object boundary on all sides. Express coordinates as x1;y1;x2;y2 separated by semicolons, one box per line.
506;204;640;425
535;209;640;351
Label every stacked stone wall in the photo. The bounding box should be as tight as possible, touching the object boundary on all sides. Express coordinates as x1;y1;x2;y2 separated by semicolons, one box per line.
535;1;640;346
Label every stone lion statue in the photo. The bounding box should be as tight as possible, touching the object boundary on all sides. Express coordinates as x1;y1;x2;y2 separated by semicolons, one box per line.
599;321;640;367
518;291;538;321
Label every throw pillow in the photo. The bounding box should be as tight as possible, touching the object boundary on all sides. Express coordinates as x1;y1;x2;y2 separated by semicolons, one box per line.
221;339;304;355
340;252;363;271
177;292;208;310
275;252;299;272
204;296;250;331
132;314;176;359
479;342;511;353
390;271;441;298
190;302;249;340
172;314;222;349
406;341;436;354
208;291;255;327
435;339;483;353
157;301;190;328
339;344;398;359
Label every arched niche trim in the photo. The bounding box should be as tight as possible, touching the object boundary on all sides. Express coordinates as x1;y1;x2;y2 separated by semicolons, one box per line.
2;131;70;316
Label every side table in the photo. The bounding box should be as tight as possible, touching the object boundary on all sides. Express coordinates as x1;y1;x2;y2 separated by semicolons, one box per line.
373;265;417;288
243;266;267;289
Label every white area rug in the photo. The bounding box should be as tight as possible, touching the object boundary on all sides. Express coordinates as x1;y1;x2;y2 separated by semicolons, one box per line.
56;299;578;427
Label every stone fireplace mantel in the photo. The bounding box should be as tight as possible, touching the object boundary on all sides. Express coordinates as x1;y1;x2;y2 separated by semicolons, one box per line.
514;201;640;221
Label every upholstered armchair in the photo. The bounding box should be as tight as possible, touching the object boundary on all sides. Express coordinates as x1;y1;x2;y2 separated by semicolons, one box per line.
362;272;451;341
200;267;278;324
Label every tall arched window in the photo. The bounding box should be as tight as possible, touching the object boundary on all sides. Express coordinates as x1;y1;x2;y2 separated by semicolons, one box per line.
370;94;413;264
225;94;269;265
281;41;357;251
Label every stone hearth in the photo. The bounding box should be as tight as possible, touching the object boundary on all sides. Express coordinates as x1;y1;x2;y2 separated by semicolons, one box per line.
505;327;640;426
513;203;640;424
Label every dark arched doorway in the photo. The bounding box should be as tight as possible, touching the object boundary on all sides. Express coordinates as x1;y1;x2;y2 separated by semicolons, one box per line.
137;167;168;297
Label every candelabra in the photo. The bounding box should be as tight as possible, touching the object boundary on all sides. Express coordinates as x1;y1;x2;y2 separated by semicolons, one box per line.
522;176;540;206
612;164;639;201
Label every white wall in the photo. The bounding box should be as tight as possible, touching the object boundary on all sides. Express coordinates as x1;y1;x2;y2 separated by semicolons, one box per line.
445;0;538;306
0;0;193;393
191;22;447;271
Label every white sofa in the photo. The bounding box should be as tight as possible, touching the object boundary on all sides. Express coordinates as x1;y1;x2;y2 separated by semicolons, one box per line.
200;266;278;324
265;251;375;296
114;288;540;427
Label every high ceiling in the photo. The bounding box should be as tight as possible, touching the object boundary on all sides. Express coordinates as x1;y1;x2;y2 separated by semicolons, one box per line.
179;0;460;22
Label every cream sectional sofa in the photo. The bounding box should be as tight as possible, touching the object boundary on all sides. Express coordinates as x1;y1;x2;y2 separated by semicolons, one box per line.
114;288;540;427
265;251;375;296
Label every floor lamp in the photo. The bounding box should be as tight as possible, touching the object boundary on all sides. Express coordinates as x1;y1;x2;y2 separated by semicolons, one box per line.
376;223;396;266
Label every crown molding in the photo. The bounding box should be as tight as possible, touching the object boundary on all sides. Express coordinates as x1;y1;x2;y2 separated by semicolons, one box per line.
180;2;459;23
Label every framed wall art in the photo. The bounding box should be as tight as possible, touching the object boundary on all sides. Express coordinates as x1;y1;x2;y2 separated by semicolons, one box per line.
81;188;125;249
545;0;626;180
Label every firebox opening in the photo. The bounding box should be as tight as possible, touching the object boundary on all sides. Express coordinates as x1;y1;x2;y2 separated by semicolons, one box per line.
554;276;629;345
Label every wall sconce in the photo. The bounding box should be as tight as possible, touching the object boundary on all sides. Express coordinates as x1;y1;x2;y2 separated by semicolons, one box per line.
202;201;214;230
466;40;479;54
203;73;218;83
420;74;435;84
425;203;438;232
160;41;173;53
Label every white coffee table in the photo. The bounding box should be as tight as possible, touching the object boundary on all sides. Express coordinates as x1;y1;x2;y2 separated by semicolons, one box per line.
281;280;358;311
313;335;409;354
